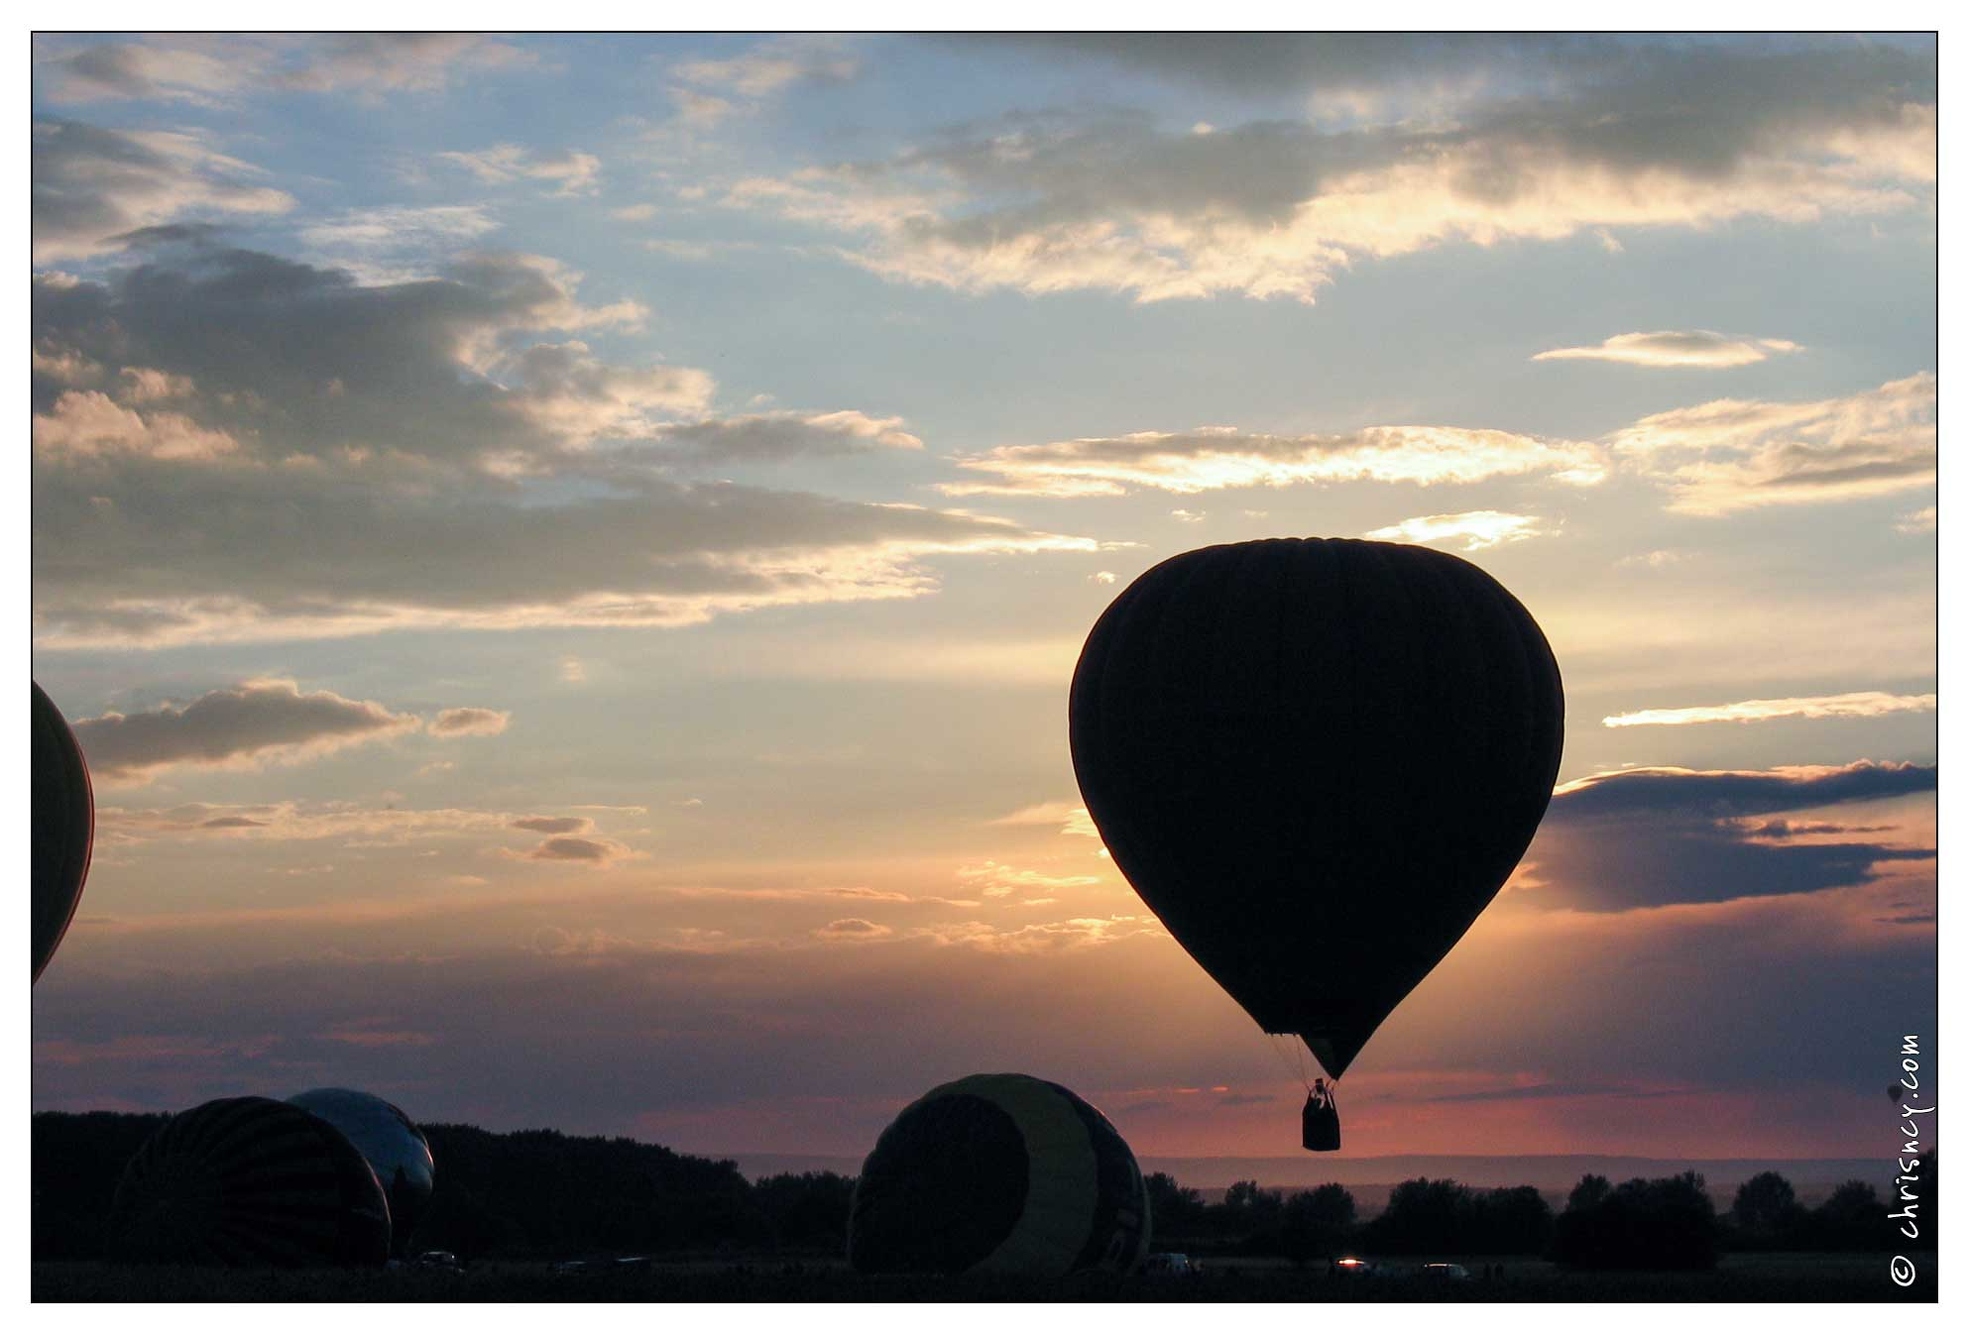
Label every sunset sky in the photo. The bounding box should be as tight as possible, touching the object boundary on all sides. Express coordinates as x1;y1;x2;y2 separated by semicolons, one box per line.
29;32;1936;1164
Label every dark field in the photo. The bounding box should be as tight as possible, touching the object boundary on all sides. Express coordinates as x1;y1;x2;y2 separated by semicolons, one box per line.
33;1251;1936;1303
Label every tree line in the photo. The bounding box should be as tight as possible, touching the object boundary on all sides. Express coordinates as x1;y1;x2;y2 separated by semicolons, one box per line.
33;1112;1930;1268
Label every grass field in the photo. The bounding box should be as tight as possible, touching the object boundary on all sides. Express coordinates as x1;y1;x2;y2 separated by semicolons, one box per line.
33;1250;1936;1303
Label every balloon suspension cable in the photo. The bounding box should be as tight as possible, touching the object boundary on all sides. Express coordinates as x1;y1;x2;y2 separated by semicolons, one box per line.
1265;1031;1314;1094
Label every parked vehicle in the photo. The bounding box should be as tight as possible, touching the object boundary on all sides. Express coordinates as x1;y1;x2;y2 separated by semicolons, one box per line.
1142;1252;1197;1276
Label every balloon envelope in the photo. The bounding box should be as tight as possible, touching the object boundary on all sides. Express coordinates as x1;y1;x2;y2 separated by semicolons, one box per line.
107;1096;392;1266
849;1073;1150;1275
1069;538;1564;1079
32;682;93;983
287;1088;436;1254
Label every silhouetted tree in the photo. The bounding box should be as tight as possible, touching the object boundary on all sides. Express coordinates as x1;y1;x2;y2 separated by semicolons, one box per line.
1552;1172;1719;1270
1807;1180;1883;1251
1223;1178;1283;1218
1142;1172;1206;1238
1568;1174;1611;1214
1279;1183;1356;1262
751;1172;855;1252
1729;1171;1806;1247
32;1111;171;1260
1359;1177;1551;1256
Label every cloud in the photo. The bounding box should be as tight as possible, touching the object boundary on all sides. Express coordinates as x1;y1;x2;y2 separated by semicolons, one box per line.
429;707;512;737
273;34;539;96
663;36;858;128
438;144;603;197
968;33;1605;102
943;425;1603;498
1090;571;1117;584
98;801;511;847
518;836;633;866
30;243;1094;648
934;372;1929;516
493;341;715;444
35;33;537;104
904;915;1165;954
33;389;242;463
1603;691;1936;729
511;816;593;835
297;205;502;276
814;918;892;940
72;679;419;782
989;801;1101;839
1520;760;1935;912
956;861;1105;899
1364;509;1545;550
32;119;294;262
1607;372;1934;515
723;39;1931;302
1896;506;1936;534
641;411;924;460
1534;330;1803;368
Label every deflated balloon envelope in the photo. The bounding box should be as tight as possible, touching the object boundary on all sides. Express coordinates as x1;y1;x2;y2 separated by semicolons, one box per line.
849;1072;1150;1276
32;682;93;983
1069;538;1564;1080
288;1087;435;1254
107;1096;392;1267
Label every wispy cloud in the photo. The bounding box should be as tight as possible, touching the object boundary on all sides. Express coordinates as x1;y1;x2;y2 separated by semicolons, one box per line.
1603;690;1935;729
662;37;858;129
943;425;1603;498
31;244;1096;649
955;861;1106;899
1533;330;1802;368
35;33;538;105
1608;372;1934;515
989;801;1101;839
722;40;1931;303
1364;510;1545;550
429;707;511;737
438;144;602;197
32;120;293;262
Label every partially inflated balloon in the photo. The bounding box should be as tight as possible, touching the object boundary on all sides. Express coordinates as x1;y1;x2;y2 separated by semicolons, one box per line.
32;682;93;983
1070;538;1564;1082
849;1073;1150;1275
107;1097;391;1266
287;1088;435;1254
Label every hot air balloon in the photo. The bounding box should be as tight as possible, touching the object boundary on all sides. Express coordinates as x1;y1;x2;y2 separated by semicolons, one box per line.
288;1088;435;1255
106;1097;391;1267
32;682;93;983
849;1073;1150;1275
1069;538;1564;1149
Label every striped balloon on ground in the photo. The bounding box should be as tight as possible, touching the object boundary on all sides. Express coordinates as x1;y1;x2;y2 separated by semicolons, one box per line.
106;1097;392;1266
849;1073;1150;1275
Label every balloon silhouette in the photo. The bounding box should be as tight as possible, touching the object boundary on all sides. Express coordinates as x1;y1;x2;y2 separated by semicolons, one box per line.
107;1096;392;1267
1069;539;1563;1115
849;1073;1150;1275
32;682;93;983
288;1088;435;1256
